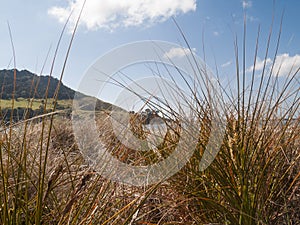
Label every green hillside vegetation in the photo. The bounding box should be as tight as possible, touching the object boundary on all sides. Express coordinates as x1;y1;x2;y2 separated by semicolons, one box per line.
0;69;117;122
0;69;75;100
0;98;72;110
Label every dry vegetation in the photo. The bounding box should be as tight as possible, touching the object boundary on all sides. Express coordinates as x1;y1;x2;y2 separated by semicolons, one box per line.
0;98;298;224
0;9;299;225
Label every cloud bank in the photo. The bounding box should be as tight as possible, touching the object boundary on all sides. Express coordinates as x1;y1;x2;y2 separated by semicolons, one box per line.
163;47;196;59
246;53;300;77
48;0;196;31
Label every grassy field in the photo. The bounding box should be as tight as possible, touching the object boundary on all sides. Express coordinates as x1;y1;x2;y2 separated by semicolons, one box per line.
0;98;73;110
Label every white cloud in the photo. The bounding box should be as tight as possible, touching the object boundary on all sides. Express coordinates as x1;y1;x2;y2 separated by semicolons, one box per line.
221;60;232;68
242;1;252;9
247;15;258;22
163;47;196;59
213;31;220;36
246;53;300;77
48;0;197;31
246;57;272;73
273;53;300;76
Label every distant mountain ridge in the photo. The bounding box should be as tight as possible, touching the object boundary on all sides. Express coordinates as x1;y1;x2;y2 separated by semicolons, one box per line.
0;69;75;100
0;69;123;114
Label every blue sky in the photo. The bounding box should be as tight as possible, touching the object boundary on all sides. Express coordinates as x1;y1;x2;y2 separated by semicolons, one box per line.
0;0;299;103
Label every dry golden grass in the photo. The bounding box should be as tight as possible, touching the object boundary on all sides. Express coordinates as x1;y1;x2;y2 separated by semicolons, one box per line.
0;4;299;224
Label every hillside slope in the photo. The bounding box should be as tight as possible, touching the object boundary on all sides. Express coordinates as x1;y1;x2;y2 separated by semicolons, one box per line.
0;69;75;100
0;69;122;122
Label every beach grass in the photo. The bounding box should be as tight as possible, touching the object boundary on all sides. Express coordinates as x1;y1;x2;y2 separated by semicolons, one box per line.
0;5;299;225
